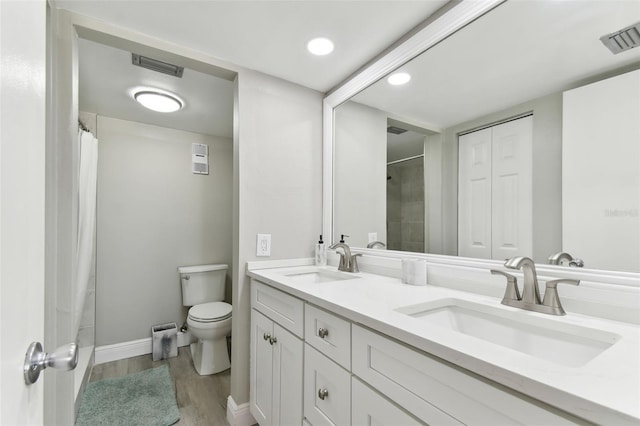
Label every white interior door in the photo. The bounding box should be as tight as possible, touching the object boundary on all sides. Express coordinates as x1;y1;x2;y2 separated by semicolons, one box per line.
1;2;76;424
458;116;532;260
458;127;493;259
491;116;533;260
1;1;47;423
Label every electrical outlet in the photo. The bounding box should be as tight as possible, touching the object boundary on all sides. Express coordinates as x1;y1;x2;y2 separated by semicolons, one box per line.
256;234;271;257
368;232;378;243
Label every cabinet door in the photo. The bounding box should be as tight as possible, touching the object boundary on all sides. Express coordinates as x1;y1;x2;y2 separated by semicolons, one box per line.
352;377;423;426
304;344;351;426
273;323;303;426
250;310;274;426
458;127;493;259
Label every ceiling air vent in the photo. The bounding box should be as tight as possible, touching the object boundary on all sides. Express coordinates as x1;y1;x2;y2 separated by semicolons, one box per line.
132;54;184;77
387;126;407;135
600;22;640;55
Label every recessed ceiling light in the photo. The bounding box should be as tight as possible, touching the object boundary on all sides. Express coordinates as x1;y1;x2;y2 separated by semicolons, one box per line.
307;37;334;56
387;72;411;86
133;89;183;113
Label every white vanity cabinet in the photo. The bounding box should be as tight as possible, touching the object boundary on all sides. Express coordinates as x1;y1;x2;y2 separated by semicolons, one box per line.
250;276;588;426
250;280;304;426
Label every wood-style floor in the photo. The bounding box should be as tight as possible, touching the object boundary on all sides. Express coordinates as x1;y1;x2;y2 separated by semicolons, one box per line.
88;346;230;425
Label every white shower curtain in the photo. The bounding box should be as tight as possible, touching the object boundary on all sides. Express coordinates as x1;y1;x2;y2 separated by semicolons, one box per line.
74;128;98;338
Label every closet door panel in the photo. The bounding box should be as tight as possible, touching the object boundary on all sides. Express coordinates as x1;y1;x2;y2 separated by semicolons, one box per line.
491;116;533;260
458;128;492;259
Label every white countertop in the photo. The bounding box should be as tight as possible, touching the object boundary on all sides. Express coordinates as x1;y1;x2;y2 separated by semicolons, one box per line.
248;264;640;425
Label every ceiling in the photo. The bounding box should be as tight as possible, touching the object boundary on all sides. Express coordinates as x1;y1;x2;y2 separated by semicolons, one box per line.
78;38;235;137
351;0;640;130
59;0;449;93
65;0;450;137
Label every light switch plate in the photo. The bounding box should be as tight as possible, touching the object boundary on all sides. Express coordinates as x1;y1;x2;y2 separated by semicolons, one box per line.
368;232;378;243
256;234;271;257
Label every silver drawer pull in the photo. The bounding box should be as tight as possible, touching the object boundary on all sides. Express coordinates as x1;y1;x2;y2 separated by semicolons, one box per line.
318;327;329;338
318;388;329;400
263;333;271;341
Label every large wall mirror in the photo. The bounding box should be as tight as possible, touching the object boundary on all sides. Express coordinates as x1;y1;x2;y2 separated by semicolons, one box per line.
327;0;640;273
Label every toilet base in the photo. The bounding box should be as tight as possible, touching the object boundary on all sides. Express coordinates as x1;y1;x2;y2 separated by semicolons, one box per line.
190;338;230;376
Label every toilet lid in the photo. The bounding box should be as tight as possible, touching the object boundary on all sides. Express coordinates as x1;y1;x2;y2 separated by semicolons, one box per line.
189;302;232;322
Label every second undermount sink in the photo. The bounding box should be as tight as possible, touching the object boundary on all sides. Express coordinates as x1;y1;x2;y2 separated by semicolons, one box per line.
395;298;619;367
281;267;360;284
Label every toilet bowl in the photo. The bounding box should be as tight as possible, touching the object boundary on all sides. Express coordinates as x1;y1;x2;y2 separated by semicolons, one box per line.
187;301;232;375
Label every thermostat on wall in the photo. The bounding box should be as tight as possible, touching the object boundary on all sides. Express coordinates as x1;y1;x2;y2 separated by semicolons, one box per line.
192;143;209;175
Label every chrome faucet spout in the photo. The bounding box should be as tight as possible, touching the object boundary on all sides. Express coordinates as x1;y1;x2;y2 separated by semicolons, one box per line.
495;256;578;316
504;256;541;305
329;242;360;272
548;252;573;265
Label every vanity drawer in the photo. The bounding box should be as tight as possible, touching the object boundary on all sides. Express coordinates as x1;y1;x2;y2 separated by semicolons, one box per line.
304;303;351;369
352;377;423;426
304;344;351;426
251;279;304;338
352;325;582;425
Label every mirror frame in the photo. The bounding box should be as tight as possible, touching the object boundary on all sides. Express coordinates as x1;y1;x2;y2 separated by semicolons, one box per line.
321;0;640;284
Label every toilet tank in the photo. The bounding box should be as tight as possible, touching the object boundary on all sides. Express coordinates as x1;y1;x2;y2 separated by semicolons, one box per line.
178;264;228;306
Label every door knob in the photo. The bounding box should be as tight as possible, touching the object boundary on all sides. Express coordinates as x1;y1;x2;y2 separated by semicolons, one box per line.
318;388;329;400
24;341;78;385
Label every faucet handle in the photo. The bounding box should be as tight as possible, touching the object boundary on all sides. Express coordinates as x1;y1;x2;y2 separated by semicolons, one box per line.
542;279;580;315
350;253;362;273
569;258;584;268
491;269;521;303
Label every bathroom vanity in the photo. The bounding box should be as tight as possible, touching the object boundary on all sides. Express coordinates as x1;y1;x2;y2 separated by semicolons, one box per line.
248;258;640;426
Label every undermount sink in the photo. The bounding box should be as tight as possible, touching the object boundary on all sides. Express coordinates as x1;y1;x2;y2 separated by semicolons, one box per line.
282;267;360;284
395;298;619;367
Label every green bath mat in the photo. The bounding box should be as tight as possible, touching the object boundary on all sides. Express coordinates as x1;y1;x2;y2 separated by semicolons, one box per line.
76;365;180;426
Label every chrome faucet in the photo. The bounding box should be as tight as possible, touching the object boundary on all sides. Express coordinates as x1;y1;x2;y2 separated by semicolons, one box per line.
366;241;386;249
505;256;541;305
329;236;361;272
491;256;580;315
548;251;584;267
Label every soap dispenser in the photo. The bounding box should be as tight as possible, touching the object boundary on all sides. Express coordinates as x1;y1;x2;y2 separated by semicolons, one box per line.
315;235;327;266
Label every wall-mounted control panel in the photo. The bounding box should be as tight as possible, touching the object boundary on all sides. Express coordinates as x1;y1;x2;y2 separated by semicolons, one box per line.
192;143;209;175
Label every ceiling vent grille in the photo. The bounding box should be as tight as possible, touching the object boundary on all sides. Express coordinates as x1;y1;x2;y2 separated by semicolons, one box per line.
132;54;184;77
600;22;640;55
387;126;408;135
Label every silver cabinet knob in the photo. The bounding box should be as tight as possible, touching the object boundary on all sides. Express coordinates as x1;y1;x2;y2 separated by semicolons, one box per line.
263;332;271;341
318;388;329;400
24;342;78;385
269;336;278;345
318;328;329;339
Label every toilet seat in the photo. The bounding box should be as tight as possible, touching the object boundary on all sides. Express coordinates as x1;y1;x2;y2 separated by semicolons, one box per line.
188;302;232;323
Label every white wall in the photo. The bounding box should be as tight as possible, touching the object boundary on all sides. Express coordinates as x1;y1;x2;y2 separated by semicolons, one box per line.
96;116;233;346
231;70;323;405
334;101;387;247
563;69;640;272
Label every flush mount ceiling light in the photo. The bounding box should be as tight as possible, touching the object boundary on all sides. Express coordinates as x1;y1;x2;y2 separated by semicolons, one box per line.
133;89;183;113
307;37;335;56
387;72;411;86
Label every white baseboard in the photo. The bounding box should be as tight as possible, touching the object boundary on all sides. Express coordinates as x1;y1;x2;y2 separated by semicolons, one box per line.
226;396;256;426
95;331;193;365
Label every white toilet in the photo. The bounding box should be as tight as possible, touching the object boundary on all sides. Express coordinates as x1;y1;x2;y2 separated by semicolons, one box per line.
178;264;231;375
